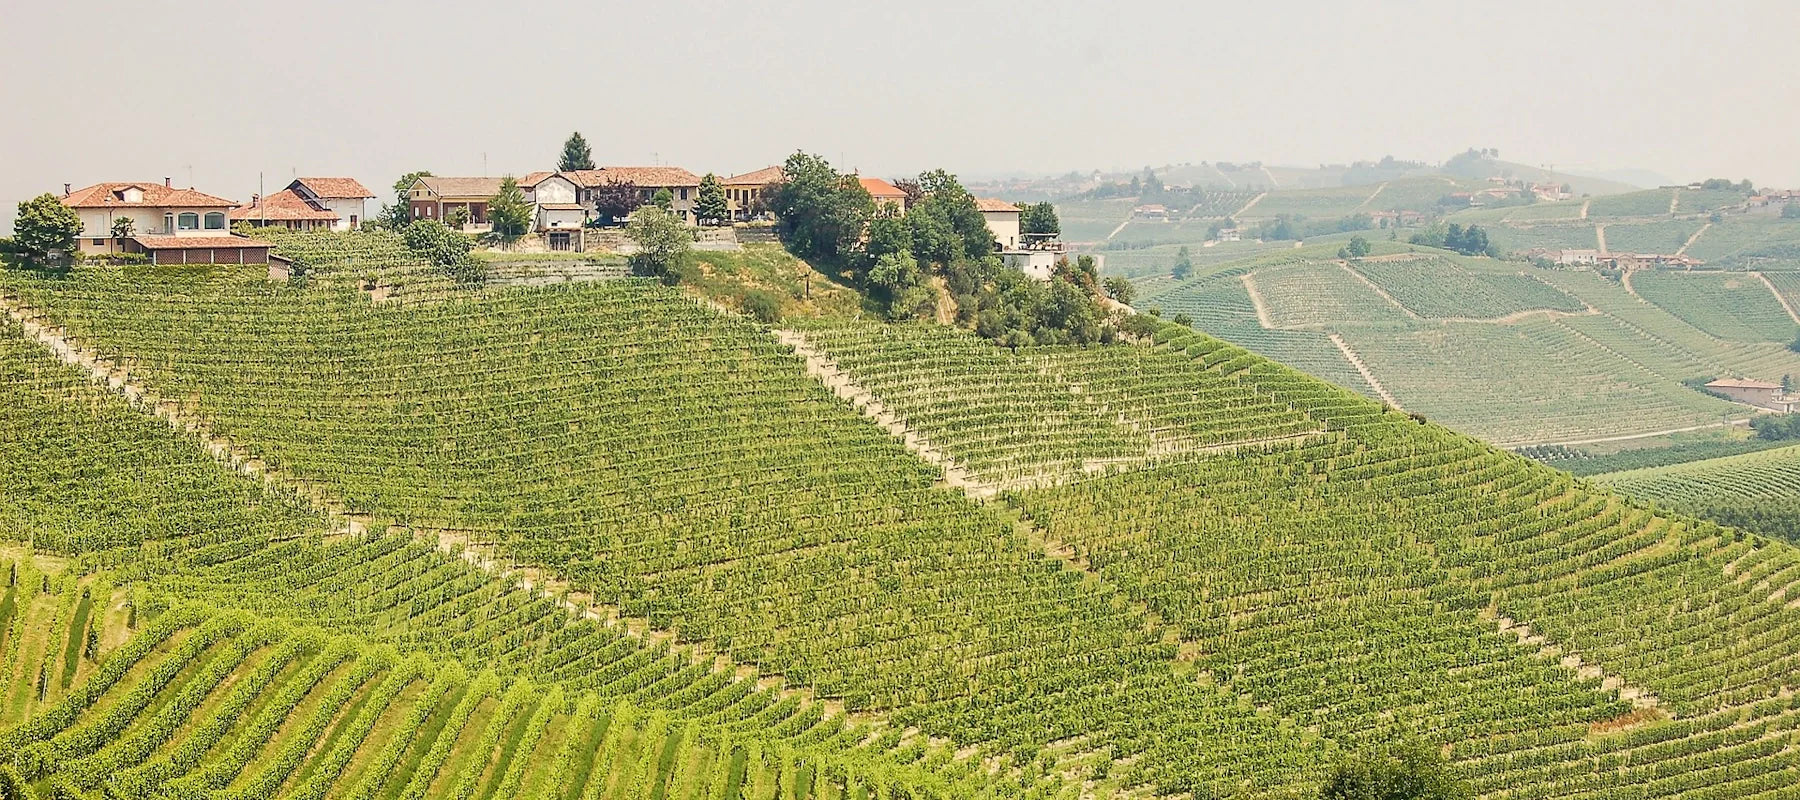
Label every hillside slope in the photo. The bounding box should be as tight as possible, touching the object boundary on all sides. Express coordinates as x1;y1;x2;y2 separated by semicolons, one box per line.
4;261;1800;797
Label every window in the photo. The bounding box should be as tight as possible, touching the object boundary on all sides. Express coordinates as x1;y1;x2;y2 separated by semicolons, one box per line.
680;188;689;200
164;213;175;233
93;239;105;246
177;212;199;230
204;212;226;230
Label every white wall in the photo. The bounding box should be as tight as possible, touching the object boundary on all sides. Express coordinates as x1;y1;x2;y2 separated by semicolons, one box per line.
533;176;578;205
983;211;1021;250
319;197;366;231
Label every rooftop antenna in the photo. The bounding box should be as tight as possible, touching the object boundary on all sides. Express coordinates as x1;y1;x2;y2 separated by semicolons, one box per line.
483;152;488;176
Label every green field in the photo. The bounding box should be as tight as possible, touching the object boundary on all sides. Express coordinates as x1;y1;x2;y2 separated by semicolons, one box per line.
1586;189;1679;218
1253;261;1414;328
1602;220;1707;255
1237;184;1382;220
1631;270;1798;342
1598;443;1800;542
11;228;1800;797
1351;256;1583;319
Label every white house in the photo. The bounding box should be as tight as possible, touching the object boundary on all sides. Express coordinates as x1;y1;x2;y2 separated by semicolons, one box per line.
288;178;375;231
1002;250;1058;281
977;198;1021;250
61;180;273;264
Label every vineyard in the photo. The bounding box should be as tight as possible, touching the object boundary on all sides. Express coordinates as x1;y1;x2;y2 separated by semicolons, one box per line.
1349;257;1583;319
8;246;1800;797
1630;271;1797;343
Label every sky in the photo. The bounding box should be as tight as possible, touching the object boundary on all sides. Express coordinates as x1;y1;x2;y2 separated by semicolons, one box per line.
3;0;1798;231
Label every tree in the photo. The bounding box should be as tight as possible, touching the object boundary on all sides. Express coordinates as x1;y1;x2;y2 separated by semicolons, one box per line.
590;180;640;225
1172;246;1194;280
741;290;782;323
403;219;483;285
379;171;431;230
1784;374;1793;395
486;176;532;243
1320;744;1471;800
650;188;674;210
109;216;136;249
695;173;730;226
626;205;692;285
1339;235;1372;260
1102;276;1135;305
444;205;471;230
1021;202;1061;236
558;132;595;172
868;250;931;320
1171;312;1192;327
767;152;875;264
12;194;83;266
908;169;992;266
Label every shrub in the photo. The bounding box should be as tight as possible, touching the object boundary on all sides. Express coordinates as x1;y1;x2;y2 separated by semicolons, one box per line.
741;290;782;323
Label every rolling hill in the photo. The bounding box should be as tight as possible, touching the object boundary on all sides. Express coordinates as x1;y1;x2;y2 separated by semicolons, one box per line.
5;238;1800;797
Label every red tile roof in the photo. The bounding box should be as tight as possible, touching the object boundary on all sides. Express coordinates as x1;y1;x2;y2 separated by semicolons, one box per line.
62;182;236;209
726;166;785;186
229;189;340;221
564;167;702;188
518;171;558;188
130;235;272;250
292;177;374;199
859;177;907;199
975;197;1019;213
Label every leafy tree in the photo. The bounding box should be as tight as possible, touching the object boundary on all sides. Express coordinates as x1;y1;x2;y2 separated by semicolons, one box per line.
1172;312;1193;327
403;219;482;285
590;180;640;225
379;170;432;230
12;194;83;266
695;173;730;226
626;205;692;285
486;176;533;243
767;152;875;264
908;169;992;266
558;131;595;172
1102;276;1135;305
1339;235;1372;259
1320;744;1470;800
1172;246;1194;280
1021;202;1061;236
866;211;912;262
1784;374;1793;395
443;205;470;230
651;188;674;210
868;250;931;320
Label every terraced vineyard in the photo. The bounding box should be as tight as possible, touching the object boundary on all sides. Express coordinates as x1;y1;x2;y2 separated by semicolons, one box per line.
1597;444;1800;543
1350;256;1583;319
1631;271;1797;343
10;246;1800;798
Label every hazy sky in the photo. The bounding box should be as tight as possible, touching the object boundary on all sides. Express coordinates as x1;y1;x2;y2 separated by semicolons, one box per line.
4;0;1798;231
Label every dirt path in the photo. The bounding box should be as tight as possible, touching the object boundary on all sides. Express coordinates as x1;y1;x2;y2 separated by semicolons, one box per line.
1260;166;1280;188
1669;188;1681;215
1677;221;1712;256
0;293;864;729
1329;332;1403;410
1488;611;1665;714
1579;199;1592;219
1354;181;1390;211
1499;418;1751;449
1756;271;1800;325
1337;262;1423;320
1241;273;1278;329
1621;267;1640;298
1104;218;1132;242
1596;224;1609;254
1232;191;1268;219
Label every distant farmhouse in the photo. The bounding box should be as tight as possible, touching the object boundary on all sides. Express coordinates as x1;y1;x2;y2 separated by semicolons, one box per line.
230;177;374;232
61;179;273;265
1705;378;1799;413
725;166;785;221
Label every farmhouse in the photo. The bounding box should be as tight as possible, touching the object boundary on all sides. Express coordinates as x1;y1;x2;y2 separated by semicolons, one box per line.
229;177;373;232
408;176;505;231
1705;378;1799;412
1132;204;1169;221
977;198;1022;250
564;167;704;224
860;177;909;214
61;180;272;264
1215;227;1242;242
725;166;784;221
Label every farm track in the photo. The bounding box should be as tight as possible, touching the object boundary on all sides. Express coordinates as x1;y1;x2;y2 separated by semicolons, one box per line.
1327;333;1403;411
1579;199;1591;219
1232;191;1268;219
1669;188;1682;215
1336;262;1423;320
1596;224;1609;254
0;292;872;733
1677;222;1712;256
1353;181;1389;211
1756;272;1800;325
1240;273;1278;330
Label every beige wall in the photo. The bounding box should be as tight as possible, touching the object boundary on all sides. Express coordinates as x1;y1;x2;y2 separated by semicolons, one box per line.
983;210;1021;250
76;206;231;251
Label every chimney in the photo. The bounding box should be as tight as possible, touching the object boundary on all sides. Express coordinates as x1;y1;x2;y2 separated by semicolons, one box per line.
251;194;260;206
63;183;71;196
164;177;172;188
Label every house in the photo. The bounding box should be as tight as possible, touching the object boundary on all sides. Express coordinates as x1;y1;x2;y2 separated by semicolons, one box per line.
860;177;908;214
1002;250;1058;281
725;166;784;221
1216;227;1242;242
408;176;506;231
977;198;1022;250
1705;378;1798;412
228;189;340;231
61;180;272;264
1531;182;1571;202
288;177;374;231
1549;249;1600;266
1132;204;1169;221
1369;210;1400;229
229;177;372;232
517;172;586;242
563;167;704;224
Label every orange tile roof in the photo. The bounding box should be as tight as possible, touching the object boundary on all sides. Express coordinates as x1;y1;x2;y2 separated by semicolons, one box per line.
859;177;906;199
975;197;1019;213
417;177;506;198
726;166;785;186
518;171;558;188
565;167;702;188
62;182;237;209
229;189;340;221
130;235;272;249
292;177;374;199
